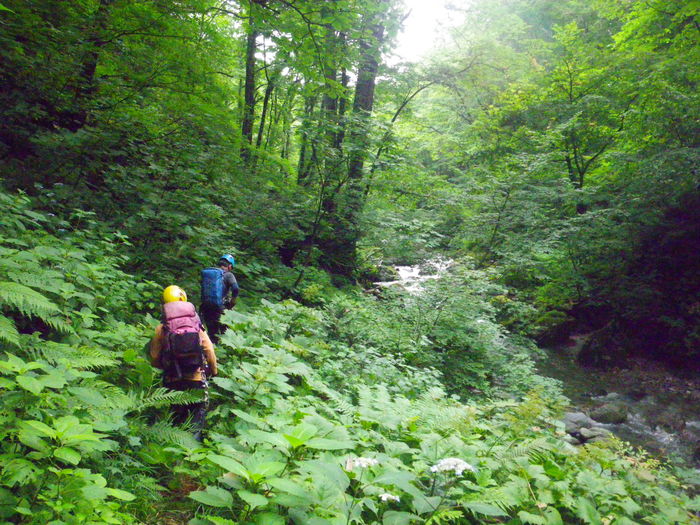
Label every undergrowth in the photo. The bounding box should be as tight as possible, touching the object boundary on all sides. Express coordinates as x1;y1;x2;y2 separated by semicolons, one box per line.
0;189;697;524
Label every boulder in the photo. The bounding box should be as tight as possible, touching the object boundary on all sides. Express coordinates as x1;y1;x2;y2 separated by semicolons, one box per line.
563;412;596;433
562;434;582;446
580;427;612;442
590;403;628;424
377;265;400;281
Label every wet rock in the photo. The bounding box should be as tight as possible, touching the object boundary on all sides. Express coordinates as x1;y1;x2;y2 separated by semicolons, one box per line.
648;410;686;432
626;388;648;401
590;403;628;424
562;434;582;445
593;392;622;403
376;265;400;281
580;427;612;442
563;412;596;433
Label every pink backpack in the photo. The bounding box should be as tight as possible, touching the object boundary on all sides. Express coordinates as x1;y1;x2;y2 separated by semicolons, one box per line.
161;302;205;378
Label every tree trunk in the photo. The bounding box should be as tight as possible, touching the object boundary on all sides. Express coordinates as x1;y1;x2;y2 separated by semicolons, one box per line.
241;16;258;165
319;7;386;276
296;94;317;185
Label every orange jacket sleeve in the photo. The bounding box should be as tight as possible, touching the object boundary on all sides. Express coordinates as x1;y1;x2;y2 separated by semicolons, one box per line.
150;324;165;369
200;330;217;376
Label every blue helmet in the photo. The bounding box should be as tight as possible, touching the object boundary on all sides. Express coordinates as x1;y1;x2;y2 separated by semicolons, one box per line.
219;254;235;267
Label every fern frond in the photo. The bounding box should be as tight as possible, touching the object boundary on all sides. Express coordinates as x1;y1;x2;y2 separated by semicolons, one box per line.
0;314;20;347
139;418;200;448
30;342;118;370
321;385;355;416
5;270;65;293
127;387;202;413
0;282;69;332
425;509;463;525
463;487;518;514
494;437;553;464
0;281;60;317
72;378;132;409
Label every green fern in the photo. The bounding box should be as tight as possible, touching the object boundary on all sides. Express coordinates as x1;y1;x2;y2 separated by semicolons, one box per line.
0;314;20;347
0;282;69;332
127;387;202;412
30;342;118;370
139;418;201;447
494;437;554;464
425;509;463;524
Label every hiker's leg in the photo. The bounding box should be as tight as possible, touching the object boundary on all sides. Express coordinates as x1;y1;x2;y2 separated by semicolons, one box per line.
201;304;222;344
166;379;206;434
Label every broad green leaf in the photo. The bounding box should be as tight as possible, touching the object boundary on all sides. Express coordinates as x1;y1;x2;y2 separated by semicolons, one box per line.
241;429;290;450
518;510;546;524
247;461;286;482
42;371;67;389
237;490;268;509
16;376;43;395
68;386;106;405
22;420;56;439
82;484;108;501
283;423;317;448
544;508;563;525
204;517;237;525
410;493;441;515
53;416;81;436
576;498;601;524
306;437;355;450
462;501;507;516
189;486;233;508
207;454;249;479
373;470;417;491
267;477;312;499
107;488;136;501
54;446;81;465
382;511;419;525
297;459;350;493
254;513;285;525
230;409;267;428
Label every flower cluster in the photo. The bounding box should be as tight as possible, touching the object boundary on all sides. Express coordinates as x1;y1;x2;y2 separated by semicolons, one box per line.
430;457;476;476
344;457;379;471
379;493;400;503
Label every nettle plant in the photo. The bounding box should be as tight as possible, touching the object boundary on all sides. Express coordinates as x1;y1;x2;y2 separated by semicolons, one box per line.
178;301;697;525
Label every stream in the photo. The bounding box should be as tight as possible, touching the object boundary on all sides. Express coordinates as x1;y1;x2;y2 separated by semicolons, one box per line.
538;335;700;468
376;260;700;468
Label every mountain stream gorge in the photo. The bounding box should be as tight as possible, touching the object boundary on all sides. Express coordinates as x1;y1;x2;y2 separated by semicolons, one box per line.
376;261;700;470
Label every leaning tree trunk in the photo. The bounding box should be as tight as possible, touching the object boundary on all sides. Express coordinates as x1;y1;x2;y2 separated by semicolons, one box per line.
319;10;385;277
240;14;258;165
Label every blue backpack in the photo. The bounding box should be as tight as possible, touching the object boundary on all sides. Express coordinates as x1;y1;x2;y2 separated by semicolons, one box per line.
201;267;225;308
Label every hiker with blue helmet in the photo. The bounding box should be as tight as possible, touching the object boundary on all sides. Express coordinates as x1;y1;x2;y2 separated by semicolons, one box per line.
200;254;239;343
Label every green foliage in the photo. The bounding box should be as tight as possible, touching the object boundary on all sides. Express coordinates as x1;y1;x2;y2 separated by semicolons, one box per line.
1;0;699;521
168;298;697;524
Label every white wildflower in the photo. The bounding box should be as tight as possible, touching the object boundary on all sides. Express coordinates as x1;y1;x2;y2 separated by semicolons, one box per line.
379;493;400;503
430;457;476;476
345;457;379;471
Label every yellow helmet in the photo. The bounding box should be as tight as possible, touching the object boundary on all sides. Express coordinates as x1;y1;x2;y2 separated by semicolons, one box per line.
163;285;187;303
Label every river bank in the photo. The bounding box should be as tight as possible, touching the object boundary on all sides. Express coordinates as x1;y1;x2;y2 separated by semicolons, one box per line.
538;333;700;467
373;261;700;468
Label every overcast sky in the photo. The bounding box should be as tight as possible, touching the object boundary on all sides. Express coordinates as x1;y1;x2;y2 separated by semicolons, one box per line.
392;0;459;62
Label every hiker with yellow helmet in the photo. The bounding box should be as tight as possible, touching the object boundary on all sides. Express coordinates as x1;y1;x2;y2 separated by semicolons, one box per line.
150;285;217;440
